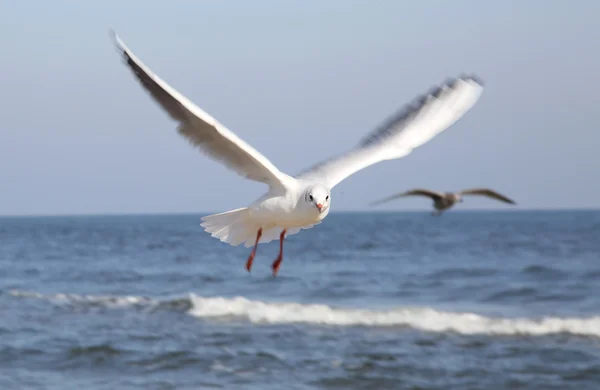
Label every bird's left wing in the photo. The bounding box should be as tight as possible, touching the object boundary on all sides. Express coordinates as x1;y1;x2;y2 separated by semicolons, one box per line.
369;188;445;206
459;188;516;204
111;32;293;191
296;76;483;189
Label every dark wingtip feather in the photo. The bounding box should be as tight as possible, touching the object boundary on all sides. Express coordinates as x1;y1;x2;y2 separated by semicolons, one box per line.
358;74;482;147
428;85;444;98
444;76;457;88
109;29;122;53
452;74;484;88
466;74;484;86
109;30;129;62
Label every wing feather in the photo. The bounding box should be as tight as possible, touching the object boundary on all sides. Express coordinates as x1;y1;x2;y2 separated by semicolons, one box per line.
459;188;516;204
111;32;292;190
296;75;484;188
369;189;444;206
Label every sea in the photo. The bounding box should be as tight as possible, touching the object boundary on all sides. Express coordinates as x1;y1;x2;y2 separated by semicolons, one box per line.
0;210;599;389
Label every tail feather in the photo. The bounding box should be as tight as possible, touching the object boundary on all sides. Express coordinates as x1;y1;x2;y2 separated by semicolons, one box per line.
200;208;321;247
229;220;256;247
201;208;267;247
201;208;245;229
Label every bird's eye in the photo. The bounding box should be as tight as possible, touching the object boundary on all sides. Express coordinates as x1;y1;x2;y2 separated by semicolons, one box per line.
326;195;329;201
309;195;313;201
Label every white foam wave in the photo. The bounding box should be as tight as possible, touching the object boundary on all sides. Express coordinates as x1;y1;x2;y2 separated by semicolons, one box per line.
9;289;154;307
9;290;600;337
188;294;600;337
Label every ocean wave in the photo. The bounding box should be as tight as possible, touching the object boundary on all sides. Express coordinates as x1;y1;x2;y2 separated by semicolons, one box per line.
9;289;155;307
187;295;600;337
9;289;600;337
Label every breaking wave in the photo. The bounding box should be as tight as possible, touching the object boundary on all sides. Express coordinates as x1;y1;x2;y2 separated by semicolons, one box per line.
9;289;600;337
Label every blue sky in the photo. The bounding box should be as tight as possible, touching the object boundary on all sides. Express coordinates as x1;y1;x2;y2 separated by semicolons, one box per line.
1;1;599;215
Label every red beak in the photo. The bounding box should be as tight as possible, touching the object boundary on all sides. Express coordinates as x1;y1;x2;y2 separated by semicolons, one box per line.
316;203;323;212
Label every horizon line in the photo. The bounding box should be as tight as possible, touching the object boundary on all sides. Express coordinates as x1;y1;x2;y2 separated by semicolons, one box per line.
0;207;598;219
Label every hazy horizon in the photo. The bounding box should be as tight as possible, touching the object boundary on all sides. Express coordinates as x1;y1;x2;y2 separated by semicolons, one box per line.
2;1;599;216
1;207;598;219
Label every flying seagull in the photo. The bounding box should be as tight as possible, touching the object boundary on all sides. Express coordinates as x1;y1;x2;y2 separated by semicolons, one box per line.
111;32;484;276
370;188;515;215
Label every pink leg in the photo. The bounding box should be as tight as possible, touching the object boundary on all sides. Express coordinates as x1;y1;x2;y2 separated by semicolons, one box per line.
245;228;263;272
271;230;287;277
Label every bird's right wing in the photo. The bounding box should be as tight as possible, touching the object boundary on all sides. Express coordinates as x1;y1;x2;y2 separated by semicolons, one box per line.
369;189;444;206
295;76;483;189
111;32;293;191
458;188;516;204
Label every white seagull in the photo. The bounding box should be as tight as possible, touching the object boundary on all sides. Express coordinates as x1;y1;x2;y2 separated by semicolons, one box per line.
111;32;484;276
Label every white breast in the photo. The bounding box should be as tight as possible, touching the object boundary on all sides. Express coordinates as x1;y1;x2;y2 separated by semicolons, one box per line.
248;191;324;229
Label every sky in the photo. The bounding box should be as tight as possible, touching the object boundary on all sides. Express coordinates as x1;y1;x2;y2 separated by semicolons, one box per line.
1;1;599;216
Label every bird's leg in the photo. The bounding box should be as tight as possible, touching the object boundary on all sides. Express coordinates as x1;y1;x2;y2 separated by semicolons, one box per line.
245;228;263;273
271;229;287;277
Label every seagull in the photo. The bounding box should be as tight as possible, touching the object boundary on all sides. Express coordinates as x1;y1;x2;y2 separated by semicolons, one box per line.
111;32;484;276
370;188;516;216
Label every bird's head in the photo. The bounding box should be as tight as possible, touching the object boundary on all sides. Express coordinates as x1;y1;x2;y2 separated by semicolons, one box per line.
304;184;331;215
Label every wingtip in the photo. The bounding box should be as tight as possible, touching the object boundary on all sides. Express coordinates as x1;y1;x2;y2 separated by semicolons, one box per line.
438;75;483;95
459;73;484;87
469;74;484;87
108;28;117;43
109;29;126;52
368;198;386;207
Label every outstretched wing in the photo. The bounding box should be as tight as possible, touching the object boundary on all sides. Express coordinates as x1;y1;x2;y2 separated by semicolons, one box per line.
111;32;293;190
459;188;516;204
369;188;444;206
296;76;483;189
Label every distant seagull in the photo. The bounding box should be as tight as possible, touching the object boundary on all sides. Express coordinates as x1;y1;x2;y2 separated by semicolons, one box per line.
111;31;484;275
370;188;516;215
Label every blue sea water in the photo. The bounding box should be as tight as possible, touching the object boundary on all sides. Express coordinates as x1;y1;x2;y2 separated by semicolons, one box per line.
1;210;599;389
